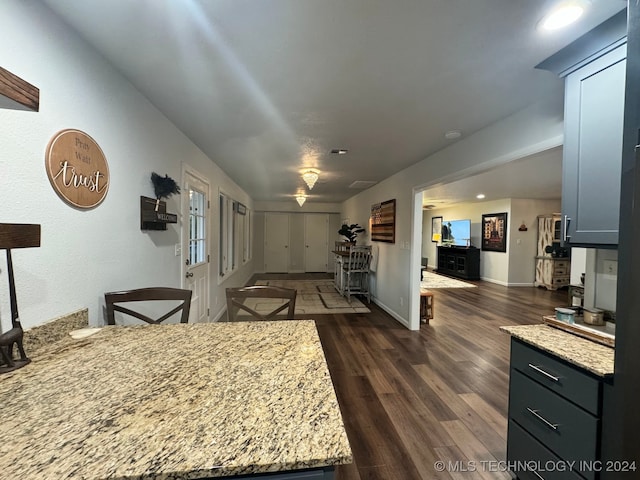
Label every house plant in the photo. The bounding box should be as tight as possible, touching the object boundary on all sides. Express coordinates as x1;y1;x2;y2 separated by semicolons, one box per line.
338;223;365;243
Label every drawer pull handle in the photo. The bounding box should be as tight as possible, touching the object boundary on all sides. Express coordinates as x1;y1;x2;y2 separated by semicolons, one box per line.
527;407;558;431
528;364;559;382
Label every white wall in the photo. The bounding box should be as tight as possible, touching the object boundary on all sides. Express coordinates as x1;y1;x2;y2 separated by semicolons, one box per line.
343;96;564;328
422;199;510;283
0;1;253;329
509;199;562;286
584;248;618;312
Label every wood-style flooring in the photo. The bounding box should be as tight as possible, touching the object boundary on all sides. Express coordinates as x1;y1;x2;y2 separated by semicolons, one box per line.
251;273;566;480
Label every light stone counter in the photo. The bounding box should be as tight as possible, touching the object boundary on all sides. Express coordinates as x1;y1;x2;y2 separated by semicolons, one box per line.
500;324;614;378
0;321;352;479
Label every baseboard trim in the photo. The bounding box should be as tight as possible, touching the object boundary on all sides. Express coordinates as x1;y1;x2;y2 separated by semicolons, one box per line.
480;277;508;286
373;298;410;329
480;277;535;287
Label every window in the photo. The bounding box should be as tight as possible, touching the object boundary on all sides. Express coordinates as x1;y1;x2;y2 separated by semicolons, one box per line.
219;192;251;277
188;188;206;266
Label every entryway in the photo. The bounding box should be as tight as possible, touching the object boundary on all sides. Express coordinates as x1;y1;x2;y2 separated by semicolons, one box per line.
182;167;210;323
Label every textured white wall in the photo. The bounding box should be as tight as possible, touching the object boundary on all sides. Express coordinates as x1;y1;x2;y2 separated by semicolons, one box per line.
0;1;253;329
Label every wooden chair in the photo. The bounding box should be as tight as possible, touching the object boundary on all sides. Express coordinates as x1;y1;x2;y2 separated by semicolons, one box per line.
333;241;355;294
421;257;428;281
105;287;192;325
226;286;297;321
343;245;372;303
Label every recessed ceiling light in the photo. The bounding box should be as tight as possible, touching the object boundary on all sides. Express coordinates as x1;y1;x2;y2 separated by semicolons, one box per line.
540;1;585;31
330;148;348;155
444;130;462;140
476;194;486;199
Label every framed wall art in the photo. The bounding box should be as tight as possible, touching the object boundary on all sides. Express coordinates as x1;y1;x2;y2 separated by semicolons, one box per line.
482;212;508;252
431;216;442;243
371;199;396;243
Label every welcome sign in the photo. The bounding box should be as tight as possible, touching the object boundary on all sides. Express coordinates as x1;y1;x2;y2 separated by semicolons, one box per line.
45;129;109;209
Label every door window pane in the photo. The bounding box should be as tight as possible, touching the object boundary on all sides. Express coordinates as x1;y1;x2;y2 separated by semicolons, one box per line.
189;188;206;265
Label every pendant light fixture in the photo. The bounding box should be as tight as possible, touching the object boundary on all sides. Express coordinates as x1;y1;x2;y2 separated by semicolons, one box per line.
295;195;307;207
301;169;320;190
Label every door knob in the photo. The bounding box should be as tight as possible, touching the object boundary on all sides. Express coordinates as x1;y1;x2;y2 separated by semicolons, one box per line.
186;272;194;278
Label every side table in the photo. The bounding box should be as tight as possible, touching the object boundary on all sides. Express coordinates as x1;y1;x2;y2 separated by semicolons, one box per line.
420;289;434;324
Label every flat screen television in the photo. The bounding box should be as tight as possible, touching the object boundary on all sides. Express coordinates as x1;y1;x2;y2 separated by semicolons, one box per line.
442;219;471;247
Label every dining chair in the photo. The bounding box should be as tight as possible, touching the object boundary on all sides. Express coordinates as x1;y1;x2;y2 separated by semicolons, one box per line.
225;286;297;321
104;287;192;325
343;245;372;303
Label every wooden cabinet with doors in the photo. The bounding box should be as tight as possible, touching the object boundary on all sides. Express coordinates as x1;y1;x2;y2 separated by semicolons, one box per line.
538;12;627;247
436;246;480;280
535;215;570;290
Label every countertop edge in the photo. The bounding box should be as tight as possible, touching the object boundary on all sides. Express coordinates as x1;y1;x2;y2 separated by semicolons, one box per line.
500;324;614;378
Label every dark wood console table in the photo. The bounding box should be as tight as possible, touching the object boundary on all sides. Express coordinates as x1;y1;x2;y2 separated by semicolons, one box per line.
436;246;480;280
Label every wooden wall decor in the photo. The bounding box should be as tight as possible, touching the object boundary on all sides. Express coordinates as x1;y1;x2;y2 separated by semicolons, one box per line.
45;129;110;209
371;199;396;243
0;66;39;112
140;196;177;231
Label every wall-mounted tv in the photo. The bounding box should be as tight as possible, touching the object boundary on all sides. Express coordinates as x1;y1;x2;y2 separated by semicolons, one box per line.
442;219;471;247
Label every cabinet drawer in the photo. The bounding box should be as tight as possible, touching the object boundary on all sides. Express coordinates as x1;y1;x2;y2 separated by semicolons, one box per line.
553;267;568;275
553;260;570;270
509;370;599;478
508;419;585;480
510;339;600;414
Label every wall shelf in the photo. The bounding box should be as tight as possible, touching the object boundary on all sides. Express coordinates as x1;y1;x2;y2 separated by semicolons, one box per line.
140;196;177;231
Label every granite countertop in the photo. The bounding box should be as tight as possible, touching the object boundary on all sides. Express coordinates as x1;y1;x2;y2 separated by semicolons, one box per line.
0;321;352;479
500;324;614;378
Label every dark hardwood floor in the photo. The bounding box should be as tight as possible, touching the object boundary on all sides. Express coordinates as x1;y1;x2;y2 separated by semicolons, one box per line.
251;274;567;480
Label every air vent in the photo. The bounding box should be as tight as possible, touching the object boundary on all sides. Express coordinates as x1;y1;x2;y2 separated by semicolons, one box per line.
349;180;377;189
423;204;437;209
331;148;349;155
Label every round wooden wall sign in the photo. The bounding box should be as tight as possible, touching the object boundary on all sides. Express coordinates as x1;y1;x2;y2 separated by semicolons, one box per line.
45;129;110;209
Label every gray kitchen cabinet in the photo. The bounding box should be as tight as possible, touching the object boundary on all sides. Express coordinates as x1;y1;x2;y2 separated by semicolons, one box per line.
507;338;606;480
561;44;626;246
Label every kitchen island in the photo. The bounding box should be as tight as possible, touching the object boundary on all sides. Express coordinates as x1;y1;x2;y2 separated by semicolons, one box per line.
0;320;352;479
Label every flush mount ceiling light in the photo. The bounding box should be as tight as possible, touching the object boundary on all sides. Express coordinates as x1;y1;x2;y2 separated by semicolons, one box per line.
444;130;462;140
540;1;585;31
301;169;320;190
476;193;486;199
295;195;307;207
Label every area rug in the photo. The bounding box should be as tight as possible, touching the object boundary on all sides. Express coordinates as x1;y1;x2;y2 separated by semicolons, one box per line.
421;271;477;289
247;279;371;315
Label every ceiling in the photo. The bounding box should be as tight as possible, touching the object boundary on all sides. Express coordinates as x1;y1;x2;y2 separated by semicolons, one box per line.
40;0;626;205
422;146;564;208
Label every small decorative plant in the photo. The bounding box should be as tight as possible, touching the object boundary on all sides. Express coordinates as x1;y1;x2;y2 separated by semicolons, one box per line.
151;172;180;211
338;223;365;243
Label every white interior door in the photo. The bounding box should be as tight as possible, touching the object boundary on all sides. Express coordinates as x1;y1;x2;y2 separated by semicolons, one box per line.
182;169;210;323
264;213;289;272
304;214;329;272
